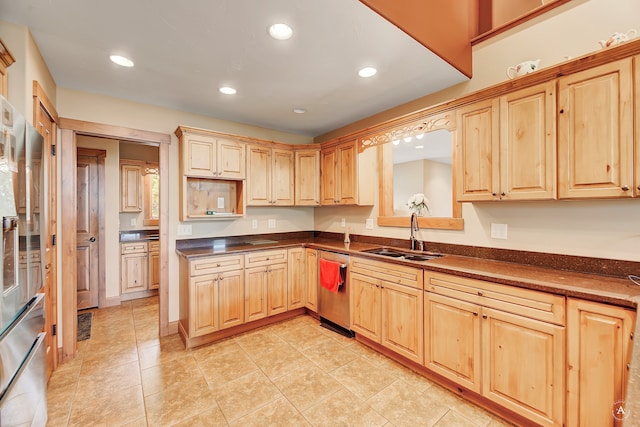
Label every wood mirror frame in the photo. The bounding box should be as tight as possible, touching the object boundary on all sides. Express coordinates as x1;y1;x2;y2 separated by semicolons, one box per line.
361;110;464;230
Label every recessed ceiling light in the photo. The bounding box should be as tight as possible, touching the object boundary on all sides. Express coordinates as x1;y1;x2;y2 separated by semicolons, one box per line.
415;133;424;139
392;140;400;146
110;55;134;67
358;66;377;78
268;23;293;40
415;145;424;149
219;86;237;95
293;108;306;114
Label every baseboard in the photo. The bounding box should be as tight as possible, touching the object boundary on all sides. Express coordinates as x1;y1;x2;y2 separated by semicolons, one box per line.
120;289;158;302
167;321;178;335
101;296;121;308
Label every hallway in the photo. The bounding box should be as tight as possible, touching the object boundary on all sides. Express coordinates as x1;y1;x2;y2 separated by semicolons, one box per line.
45;297;511;426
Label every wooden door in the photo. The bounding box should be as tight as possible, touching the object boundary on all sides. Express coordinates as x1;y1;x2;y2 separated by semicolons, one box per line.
482;308;564;427
424;293;481;392
567;298;635;427
456;98;500;201
305;249;318;312
246;145;271;205
272;148;294;205
121;253;147;293
76;151;102;309
216;139;245;179
558;59;633;199
294;149;320;206
499;81;556;200
635;55;640;197
218;270;244;330
267;263;288;316
337;142;356;204
380;281;423;364
287;248;305;310
182;134;216;177
244;266;268;322
320;147;337;205
349;272;381;342
189;274;218;337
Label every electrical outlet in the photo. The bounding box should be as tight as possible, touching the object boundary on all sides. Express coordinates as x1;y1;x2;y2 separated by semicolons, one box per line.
341;218;346;227
268;219;276;229
365;218;374;229
130;218;136;227
217;197;225;209
252;219;258;229
491;223;508;240
177;224;192;236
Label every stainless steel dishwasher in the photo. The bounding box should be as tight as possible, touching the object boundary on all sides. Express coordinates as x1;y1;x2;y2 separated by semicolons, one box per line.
317;250;353;337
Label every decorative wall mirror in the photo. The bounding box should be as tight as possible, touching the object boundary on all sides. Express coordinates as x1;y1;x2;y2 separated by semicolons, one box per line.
362;110;463;230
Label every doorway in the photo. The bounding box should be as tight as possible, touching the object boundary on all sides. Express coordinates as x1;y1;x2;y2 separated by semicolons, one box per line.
59;119;170;362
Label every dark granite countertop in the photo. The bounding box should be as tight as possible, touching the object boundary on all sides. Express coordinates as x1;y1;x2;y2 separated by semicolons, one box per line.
176;236;640;309
120;230;159;242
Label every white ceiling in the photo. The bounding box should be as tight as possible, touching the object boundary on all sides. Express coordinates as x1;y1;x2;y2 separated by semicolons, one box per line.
0;0;468;137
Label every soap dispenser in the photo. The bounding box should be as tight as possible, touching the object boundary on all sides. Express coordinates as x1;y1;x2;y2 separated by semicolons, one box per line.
344;227;351;244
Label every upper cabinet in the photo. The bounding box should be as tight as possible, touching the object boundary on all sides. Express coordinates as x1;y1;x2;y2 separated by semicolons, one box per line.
247;145;294;206
178;127;245;180
120;162;143;212
557;59;633;199
320;140;375;206
294;149;320;206
457;81;556;202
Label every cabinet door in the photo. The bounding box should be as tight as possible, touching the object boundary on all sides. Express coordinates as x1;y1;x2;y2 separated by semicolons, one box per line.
216;139;245;179
246;145;271;206
244;266;268;322
381;281;423;364
272;148;294;205
424;293;481;393
148;242;159;290
337;142;356;204
305;249;318;312
287;248;305;310
218;270;244;330
183;134;217;177
500;81;556;200
482;308;564;427
567;299;635;427
267;263;288;316
558;59;633;199
120;164;142;212
350;272;381;342
320;147;338;205
295;149;320;206
121;253;148;293
456;98;500;201
635;55;640;197
189;273;218;337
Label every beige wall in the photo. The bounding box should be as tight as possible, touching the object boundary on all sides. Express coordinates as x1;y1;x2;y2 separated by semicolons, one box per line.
314;0;640;262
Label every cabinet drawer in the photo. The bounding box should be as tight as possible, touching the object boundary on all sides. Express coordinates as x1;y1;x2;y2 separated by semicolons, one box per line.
148;241;160;252
244;249;287;268
351;256;423;290
190;255;244;276
426;272;565;325
121;242;147;255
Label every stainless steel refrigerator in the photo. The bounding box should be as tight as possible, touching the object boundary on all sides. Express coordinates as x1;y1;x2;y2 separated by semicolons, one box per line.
0;95;47;426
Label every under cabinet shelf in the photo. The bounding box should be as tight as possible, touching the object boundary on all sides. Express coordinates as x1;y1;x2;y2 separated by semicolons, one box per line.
180;177;245;221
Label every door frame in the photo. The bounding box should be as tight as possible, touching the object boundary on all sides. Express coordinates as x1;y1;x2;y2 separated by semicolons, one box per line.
59;118;170;362
76;148;106;309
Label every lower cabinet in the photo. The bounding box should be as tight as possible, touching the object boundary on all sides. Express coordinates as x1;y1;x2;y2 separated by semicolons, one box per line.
287;248;306;310
424;272;565;427
121;242;148;294
350;257;423;364
305;248;318;312
566;298;635;427
148;240;160;290
244;249;288;321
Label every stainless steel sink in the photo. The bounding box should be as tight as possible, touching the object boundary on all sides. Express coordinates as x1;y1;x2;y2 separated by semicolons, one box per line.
362;247;443;261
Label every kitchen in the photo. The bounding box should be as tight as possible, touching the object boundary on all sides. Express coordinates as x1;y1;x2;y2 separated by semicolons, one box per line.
1;0;640;425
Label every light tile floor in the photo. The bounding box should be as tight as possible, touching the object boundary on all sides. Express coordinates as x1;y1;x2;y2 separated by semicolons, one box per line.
46;297;513;426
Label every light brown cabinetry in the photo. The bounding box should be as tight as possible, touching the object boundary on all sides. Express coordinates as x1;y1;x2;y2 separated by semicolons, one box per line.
350;257;424;364
148;240;159;290
294;149;320;206
287;248;305;310
179;129;245;179
244;250;288;321
305;248;318;312
424;272;565;426
120;163;142;212
566;298;635;427
247;145;294;206
320;140;375;206
457;81;556;201
120;242;148;294
558;59;634;199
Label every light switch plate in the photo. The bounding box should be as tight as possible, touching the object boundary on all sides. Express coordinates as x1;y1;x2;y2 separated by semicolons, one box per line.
177;224;192;236
268;219;276;229
365;218;374;229
341;218;346;227
252;219;258;229
217;197;225;209
491;223;508;239
130;218;136;227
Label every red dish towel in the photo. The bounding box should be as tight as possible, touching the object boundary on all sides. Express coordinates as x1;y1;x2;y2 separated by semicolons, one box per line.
319;259;343;293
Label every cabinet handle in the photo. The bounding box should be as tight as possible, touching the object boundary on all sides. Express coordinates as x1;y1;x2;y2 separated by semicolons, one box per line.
482;314;488;319
491;192;497;197
501;192;506;197
477;291;483;296
473;312;478;316
622;185;630;191
637;185;640;191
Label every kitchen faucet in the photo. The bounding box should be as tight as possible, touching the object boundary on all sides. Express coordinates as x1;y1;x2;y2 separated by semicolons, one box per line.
410;212;422;250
